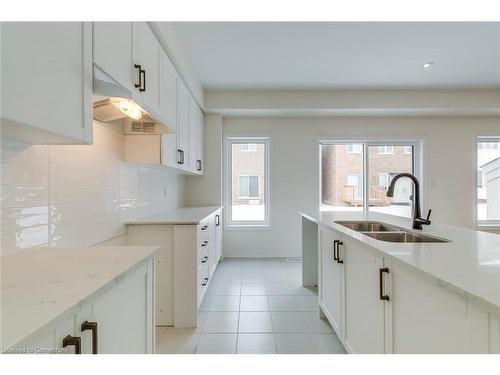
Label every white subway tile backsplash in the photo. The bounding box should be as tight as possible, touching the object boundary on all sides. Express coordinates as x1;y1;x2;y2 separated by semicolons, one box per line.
1;121;185;254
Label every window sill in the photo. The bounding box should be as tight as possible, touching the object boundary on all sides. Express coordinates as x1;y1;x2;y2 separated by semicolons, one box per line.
224;224;272;231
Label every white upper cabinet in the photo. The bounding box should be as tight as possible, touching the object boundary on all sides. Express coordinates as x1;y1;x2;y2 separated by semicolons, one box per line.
132;22;162;121
196;107;204;175
188;97;198;172
176;80;191;170
160;50;178;131
1;22;93;144
93;22;133;91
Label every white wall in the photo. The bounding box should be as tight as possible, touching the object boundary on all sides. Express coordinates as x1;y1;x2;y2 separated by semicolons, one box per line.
222;116;500;257
0;121;186;254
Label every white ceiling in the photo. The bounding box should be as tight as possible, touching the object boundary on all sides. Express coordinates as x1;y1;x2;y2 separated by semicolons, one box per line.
173;22;500;90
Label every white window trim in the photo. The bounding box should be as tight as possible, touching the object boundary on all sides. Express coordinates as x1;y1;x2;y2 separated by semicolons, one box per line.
318;139;424;218
475;136;500;228
237;175;260;199
224;136;271;229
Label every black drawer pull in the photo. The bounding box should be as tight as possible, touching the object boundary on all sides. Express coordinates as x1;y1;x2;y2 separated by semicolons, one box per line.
201;240;208;247
379;267;390;301
81;321;98;354
333;240;339;261
202;277;209;286
336;241;344;264
62;335;81;354
201;225;208;230
134;64;142;90
202;256;208;263
215;215;220;226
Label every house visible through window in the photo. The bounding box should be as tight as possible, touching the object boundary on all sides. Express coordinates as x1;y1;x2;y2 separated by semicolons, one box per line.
477;137;500;225
379;145;394;154
238;176;259;198
321;142;420;218
241;144;257;152
225;137;270;226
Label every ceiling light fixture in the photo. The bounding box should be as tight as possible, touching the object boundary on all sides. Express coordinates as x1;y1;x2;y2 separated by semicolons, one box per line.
421;62;434;69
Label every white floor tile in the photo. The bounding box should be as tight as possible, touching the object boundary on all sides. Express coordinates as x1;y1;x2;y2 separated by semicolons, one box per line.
156;333;200;354
209;296;241;311
275;334;319;354
237;334;276;354
267;283;316;296
296;295;319;311
214;283;242;296
196;334;237;354
203;312;239;333
302;312;334;333
241;283;267;295
239;312;273;333
312;334;346;354
199;294;214;311
271;312;309;333
268;296;301;311
240;296;269;311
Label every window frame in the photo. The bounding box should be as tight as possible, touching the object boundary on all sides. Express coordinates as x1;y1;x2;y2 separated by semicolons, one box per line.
475;136;500;228
224;136;271;229
319;139;424;218
347;144;362;154
240;144;257;152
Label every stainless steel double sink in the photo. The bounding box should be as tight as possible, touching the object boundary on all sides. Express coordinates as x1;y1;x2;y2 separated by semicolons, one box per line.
335;221;449;243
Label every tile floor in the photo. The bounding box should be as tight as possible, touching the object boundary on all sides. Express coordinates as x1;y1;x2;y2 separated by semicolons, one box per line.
155;257;346;354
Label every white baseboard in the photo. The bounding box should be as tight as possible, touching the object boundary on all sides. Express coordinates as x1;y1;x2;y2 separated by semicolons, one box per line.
222;250;301;258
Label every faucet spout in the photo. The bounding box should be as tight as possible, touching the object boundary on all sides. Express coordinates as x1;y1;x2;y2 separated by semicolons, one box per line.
386;173;431;230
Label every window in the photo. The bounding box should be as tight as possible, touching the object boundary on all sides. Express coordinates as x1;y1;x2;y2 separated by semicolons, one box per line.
321;141;421;218
477;137;500;226
238;176;259;198
347;144;362;153
241;144;257;152
378;173;389;188
225;137;270;226
378;145;394;154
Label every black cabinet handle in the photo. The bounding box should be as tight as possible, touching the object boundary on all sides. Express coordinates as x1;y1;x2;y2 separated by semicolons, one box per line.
201;225;208;231
197;160;202;171
215;215;220;226
81;321;98;354
177;149;182;164
333;240;339;261
141;68;146;92
202;277;209;286
202;256;208;263
134;64;142;89
379;267;390;301
336;241;344;264
181;150;185;164
62;335;81;354
201;240;208;247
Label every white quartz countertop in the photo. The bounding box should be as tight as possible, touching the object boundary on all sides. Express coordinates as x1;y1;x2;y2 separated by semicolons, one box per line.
124;206;222;225
301;211;500;312
1;245;159;349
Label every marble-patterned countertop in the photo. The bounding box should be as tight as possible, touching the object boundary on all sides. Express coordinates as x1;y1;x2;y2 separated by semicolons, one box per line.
124;206;222;225
1;245;159;349
301;210;500;312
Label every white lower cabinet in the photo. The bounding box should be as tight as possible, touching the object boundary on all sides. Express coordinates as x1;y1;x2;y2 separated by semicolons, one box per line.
127;208;223;328
11;259;155;354
319;226;500;354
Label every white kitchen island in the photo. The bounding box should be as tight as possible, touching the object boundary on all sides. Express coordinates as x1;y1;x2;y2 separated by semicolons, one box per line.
301;210;500;354
1;245;158;354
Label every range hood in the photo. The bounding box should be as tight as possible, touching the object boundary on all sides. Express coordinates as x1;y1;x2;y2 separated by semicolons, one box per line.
92;66;169;134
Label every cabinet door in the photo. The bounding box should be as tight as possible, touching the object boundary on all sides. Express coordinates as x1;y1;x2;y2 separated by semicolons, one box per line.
1;22;93;144
319;227;343;336
196;107;204;175
93;22;133;91
176;80;190;170
92;262;150;354
132;22;161;117
385;260;490;354
207;215;217;277
215;211;223;262
343;237;385;353
160;50;178;130
188;98;199;172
